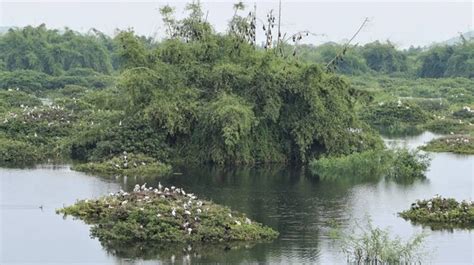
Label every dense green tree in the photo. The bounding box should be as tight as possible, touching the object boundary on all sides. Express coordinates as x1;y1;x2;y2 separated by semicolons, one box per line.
361;41;408;73
0;24;112;75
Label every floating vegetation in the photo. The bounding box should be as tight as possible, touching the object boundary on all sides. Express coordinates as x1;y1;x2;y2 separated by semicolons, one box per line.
72;152;171;177
399;196;474;229
421;135;474;155
310;148;430;183
57;184;278;245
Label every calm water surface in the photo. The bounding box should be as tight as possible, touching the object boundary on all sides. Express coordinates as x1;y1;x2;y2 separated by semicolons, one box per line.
1;132;473;264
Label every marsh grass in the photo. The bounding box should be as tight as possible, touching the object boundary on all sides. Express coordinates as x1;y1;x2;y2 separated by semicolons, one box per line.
331;217;428;264
310;148;430;183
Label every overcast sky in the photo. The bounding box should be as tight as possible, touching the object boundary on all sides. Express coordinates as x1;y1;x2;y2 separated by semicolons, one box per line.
1;0;472;48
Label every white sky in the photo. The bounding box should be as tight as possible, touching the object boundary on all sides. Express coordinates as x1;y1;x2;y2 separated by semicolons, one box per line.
0;0;473;48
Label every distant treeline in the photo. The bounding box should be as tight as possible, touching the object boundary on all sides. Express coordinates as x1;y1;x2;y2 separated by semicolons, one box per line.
0;24;473;87
295;40;474;78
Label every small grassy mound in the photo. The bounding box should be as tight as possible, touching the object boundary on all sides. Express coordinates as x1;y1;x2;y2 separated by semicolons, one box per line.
423;118;471;134
57;185;278;244
399;196;474;229
421;135;474;154
72;153;171;176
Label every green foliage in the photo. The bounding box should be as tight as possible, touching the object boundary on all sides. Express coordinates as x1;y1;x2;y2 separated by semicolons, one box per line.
423;118;470;134
297;43;369;75
421;135;474;154
418;46;454;78
338;217;427;263
361;41;408;73
112;28;382;164
202;93;256;155
309;149;393;182
114;31;149;70
361;100;431;134
57;185;278;244
72;153;171;177
0;137;42;165
310;148;430;183
0;69;113;92
387;148;431;181
0;25;112;75
419;42;474;78
399;196;474;229
0;90;42;112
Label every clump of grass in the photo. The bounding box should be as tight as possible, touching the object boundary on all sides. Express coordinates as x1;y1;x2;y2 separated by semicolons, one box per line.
399;196;474;229
333;217;427;264
57;184;278;245
72;152;171;177
421;135;474;155
387;148;430;181
310;148;430;183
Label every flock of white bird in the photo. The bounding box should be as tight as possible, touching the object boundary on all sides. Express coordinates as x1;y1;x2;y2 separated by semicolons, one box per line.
107;182;252;235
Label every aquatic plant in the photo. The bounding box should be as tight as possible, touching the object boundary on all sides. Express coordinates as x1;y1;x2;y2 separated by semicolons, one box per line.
337;217;427;264
387;148;431;181
399;196;474;229
309;149;393;182
57;184;278;244
309;148;430;182
72;152;171;177
421;135;474;155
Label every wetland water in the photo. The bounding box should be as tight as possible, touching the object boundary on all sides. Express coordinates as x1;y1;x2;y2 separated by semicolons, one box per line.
1;132;473;264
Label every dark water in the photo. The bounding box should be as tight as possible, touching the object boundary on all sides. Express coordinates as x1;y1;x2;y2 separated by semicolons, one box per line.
1;132;473;264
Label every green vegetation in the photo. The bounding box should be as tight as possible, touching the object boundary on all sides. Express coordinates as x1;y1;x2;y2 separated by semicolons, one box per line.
72;152;171;177
0;3;472;170
421;135;474;154
310;148;430;183
361;100;430;135
332;217;427;264
57;184;278;244
399;196;474;229
0;4;386;167
0;137;41;165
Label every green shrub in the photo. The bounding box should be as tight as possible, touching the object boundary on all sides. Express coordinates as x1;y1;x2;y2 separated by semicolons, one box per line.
387;148;431;181
336;217;427;264
310;148;430;182
0;137;42;164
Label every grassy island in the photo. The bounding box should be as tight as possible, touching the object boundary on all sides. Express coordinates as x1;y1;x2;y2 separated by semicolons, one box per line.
72;152;171;177
57;184;278;244
399;196;474;229
421;135;474;154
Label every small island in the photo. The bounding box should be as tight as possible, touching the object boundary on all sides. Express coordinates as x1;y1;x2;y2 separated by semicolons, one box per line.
72;152;171;177
57;184;278;244
399;196;474;229
421;135;474;155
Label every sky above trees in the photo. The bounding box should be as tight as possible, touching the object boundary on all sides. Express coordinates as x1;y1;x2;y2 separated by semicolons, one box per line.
0;1;472;48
